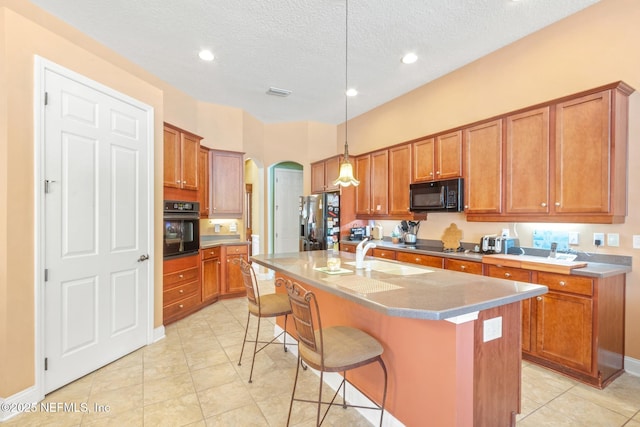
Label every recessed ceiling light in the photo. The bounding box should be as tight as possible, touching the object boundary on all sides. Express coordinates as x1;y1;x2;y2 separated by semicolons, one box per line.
198;49;214;61
346;88;358;97
402;53;418;64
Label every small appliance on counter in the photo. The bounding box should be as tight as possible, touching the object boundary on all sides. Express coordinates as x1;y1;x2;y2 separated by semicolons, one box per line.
480;235;519;254
350;227;366;241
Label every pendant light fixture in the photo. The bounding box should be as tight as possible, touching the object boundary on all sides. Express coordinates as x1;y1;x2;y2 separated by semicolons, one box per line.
333;0;360;187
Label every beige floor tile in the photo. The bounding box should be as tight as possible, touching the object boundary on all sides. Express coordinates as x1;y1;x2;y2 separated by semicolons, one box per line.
143;371;196;406
185;346;231;372
143;392;203;426
90;363;143;395
197;378;251;418
544;390;628;426
143;350;191;382
628;417;640;426
80;408;143;426
203;402;268;426
191;361;241;391
82;383;142;423
567;373;640;418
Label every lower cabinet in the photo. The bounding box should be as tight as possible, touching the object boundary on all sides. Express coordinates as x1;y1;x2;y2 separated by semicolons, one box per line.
222;244;249;296
201;247;221;303
396;251;443;268
445;258;483;275
372;248;396;260
163;255;201;324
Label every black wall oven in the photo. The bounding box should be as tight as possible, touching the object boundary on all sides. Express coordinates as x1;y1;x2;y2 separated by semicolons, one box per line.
163;200;200;259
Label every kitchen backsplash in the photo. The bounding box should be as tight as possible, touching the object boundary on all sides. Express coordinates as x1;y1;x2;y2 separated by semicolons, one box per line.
200;219;243;238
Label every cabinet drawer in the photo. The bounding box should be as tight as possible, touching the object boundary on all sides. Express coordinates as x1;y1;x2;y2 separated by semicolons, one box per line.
164;267;199;288
163;293;201;320
397;252;443;268
372;248;396;260
486;265;532;282
341;244;357;253
201;247;221;260
225;245;248;255
164;280;199;305
536;272;593;296
445;258;483;275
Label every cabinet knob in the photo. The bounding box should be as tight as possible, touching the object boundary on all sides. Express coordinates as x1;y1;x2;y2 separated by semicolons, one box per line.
429;172;433;176
537;296;542;301
464;205;469;209
179;289;184;293
460;265;466;270
179;274;184;278
436;171;441;175
179;304;184;309
559;281;566;286
541;202;547;207
504;272;511;278
183;181;187;185
176;180;181;184
555;202;561;206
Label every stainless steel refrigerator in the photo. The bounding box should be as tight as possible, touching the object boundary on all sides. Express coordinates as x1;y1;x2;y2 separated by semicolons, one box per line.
299;192;340;251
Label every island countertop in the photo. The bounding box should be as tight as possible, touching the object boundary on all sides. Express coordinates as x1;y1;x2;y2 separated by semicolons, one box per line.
251;250;547;321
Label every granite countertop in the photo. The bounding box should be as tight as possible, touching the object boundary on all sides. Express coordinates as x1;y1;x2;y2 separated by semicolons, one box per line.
200;237;249;249
251;251;547;322
341;239;631;278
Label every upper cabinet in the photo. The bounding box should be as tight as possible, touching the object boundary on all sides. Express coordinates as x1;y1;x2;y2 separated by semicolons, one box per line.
163;123;200;191
412;131;462;182
311;155;341;193
198;146;210;217
355;150;389;216
389;144;412;215
210;150;244;218
464;119;503;215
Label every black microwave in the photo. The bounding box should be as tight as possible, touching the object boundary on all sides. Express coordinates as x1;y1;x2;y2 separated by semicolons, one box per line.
409;178;464;212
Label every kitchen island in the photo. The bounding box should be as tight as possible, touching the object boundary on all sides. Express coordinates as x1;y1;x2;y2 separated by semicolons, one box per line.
251;250;548;427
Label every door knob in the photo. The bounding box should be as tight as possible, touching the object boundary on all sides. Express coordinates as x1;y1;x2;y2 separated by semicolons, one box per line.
137;254;150;262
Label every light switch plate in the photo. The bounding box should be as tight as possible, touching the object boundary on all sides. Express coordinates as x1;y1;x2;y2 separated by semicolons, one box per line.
607;233;619;247
568;232;579;245
483;316;502;342
633;235;640;249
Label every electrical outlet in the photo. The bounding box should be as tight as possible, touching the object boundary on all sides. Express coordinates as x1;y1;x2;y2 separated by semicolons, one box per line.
633;235;640;249
593;232;605;247
483;316;502;342
607;233;619;247
568;232;579;245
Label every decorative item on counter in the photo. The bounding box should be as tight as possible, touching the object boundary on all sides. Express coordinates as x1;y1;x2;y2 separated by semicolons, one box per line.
441;223;463;251
372;223;383;240
326;256;342;271
391;229;401;244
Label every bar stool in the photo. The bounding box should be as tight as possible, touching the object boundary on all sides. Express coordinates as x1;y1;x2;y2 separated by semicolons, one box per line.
236;259;292;383
281;277;388;427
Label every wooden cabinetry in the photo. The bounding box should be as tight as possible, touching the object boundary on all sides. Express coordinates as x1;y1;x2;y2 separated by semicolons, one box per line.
163;255;201;324
341;242;357;253
163;123;200;191
222;244;249;296
522;271;624;388
463;119;503;215
396;251;443;268
412;131;462;182
388;145;412;215
198;146;210;217
371;248;396;260
201;247;221;303
311;156;341;193
445;258;483;275
210;150;244;218
355;150;388;217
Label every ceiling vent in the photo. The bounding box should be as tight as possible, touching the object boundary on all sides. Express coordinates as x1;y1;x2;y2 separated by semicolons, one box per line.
266;86;292;97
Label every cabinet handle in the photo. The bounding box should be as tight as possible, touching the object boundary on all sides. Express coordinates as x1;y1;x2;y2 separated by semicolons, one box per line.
559;281;566;286
176;180;181;184
555;202;561;206
541;202;547;207
436;171;441;175
179;289;184;293
504;272;511;278
464;205;469;209
460;265;466;270
537;296;542;301
179;274;184;278
179;304;184;309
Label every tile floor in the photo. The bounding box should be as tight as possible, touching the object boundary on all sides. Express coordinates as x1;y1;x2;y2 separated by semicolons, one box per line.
5;280;640;426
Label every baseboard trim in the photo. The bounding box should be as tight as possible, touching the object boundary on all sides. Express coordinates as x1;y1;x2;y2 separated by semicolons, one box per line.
153;325;166;343
625;356;640;377
273;324;403;427
0;385;41;422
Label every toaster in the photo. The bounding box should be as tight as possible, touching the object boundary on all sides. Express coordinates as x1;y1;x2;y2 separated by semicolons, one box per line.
481;235;519;254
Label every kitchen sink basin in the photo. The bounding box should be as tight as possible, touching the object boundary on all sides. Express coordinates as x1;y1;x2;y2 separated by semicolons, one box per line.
344;260;432;275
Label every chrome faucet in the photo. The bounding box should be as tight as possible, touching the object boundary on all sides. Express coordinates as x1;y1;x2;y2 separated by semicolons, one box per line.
355;237;377;269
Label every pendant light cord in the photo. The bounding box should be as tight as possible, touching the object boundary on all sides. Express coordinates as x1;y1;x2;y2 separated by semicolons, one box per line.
344;0;349;158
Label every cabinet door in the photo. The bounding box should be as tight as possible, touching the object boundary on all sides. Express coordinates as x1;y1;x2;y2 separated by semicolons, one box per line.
412;138;435;182
535;292;593;373
355;155;371;215
555;91;611;214
225;254;246;294
505;107;550;214
464;119;503;214
372;248;396;260
310;161;326;194
389;145;411;215
180;132;200;191
370;150;389;215
396;252;443;268
201;256;220;302
445;258;483;275
211;150;244;217
324;156;341;192
436;131;462;179
163;126;181;188
198;146;209;217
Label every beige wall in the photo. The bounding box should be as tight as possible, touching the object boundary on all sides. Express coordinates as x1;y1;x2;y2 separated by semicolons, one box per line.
2;0;640;401
344;0;640;360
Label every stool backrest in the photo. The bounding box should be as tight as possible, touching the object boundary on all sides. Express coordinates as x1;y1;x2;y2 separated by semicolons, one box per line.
281;279;322;355
237;258;260;308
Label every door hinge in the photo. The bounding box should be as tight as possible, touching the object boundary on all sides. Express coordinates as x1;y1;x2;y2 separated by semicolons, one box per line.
44;92;48;106
44;269;49;282
44;357;48;371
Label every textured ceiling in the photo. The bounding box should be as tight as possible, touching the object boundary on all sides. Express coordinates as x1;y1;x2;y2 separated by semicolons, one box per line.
30;0;599;124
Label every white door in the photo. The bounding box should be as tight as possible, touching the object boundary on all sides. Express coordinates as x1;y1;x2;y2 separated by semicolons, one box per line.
43;66;151;393
274;168;303;253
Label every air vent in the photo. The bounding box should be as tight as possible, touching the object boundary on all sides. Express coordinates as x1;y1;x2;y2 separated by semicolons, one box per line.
266;87;292;97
